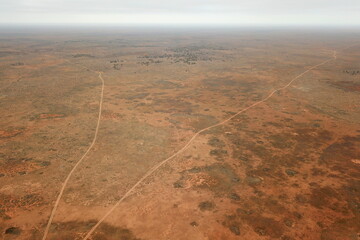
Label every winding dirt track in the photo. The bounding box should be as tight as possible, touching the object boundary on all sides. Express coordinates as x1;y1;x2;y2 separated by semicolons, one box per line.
42;71;105;240
81;50;337;239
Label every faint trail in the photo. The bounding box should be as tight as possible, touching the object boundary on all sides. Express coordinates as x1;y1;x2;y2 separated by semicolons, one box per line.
42;68;105;240
82;50;337;239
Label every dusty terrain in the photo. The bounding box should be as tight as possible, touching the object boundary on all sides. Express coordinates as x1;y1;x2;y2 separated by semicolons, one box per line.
0;27;359;240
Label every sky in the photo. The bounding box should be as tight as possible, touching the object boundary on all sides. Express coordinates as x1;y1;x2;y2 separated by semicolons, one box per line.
1;0;360;26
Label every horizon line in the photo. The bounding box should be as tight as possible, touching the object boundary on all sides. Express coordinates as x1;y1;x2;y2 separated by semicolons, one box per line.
1;22;360;28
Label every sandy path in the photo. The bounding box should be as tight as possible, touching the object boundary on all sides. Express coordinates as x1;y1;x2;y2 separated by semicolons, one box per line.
41;70;105;240
81;50;337;239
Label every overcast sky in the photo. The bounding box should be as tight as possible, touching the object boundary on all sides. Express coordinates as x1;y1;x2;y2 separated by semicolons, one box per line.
1;0;360;26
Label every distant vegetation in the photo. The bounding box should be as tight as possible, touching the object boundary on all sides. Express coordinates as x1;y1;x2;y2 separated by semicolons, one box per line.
72;54;94;58
343;69;360;75
11;62;24;66
110;59;123;70
137;46;223;66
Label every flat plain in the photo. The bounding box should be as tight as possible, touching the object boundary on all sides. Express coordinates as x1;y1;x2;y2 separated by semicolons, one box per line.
0;27;359;240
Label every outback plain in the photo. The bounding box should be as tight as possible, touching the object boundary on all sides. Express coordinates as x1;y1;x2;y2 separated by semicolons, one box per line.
0;27;359;240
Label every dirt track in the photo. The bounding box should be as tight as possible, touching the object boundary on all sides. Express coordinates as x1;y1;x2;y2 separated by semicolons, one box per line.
42;71;105;240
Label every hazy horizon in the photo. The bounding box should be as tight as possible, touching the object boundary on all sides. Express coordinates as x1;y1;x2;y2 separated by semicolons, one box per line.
1;0;360;27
